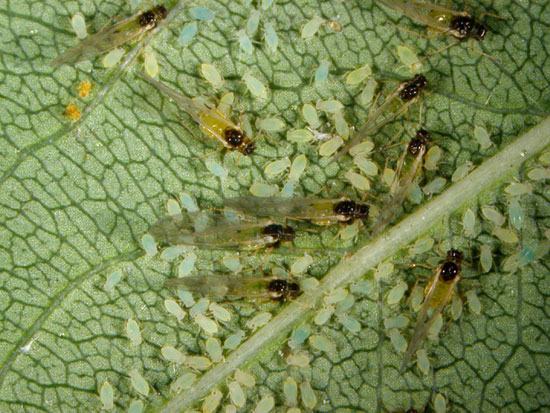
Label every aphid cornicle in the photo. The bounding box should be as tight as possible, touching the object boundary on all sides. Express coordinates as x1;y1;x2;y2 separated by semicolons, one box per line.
138;73;256;155
330;74;428;163
372;129;429;235
165;275;300;303
376;0;489;41
224;196;369;225
400;249;463;371
51;6;168;67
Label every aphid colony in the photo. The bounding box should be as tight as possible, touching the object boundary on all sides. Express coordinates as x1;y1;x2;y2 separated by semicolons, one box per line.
48;0;541;411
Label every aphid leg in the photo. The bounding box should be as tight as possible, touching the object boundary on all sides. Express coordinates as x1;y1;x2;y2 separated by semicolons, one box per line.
390;23;445;40
469;41;500;64
478;11;508;22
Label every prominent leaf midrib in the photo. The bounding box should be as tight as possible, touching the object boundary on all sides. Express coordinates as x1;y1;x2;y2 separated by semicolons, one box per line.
160;115;550;411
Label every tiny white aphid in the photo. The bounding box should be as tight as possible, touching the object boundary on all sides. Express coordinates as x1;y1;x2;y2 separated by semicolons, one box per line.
508;198;524;231
283;376;298;406
246;311;272;330
344;169;370;191
164;299;186;321
374;262;394;282
99;381;114;410
286;351;311;367
387;281;408;305
144;50;159;77
492;226;519;244
527;167;550;181
301;277;320;292
217;91;235;117
423;177;447;195
178;289;195;307
339;220;359;241
408;182;423;204
409;283;424;312
222;255;242;273
126;319;142;346
333;111;349;139
389;328;407;353
190;298;210;318
247;9;261;35
465;290;481;315
161;345;186;364
462;208;476;236
170;372;197;394
236;29;254;54
291;254;313;274
264;158;291;177
249;182;279;197
264;22;279;53
481;206;506;226
242;72;268;99
202;389;223;413
195;313;218;335
359;78;377;106
224;330;245;350
166;198;182;217
289;324;311;348
235;369;256;387
102;47;124;68
451;294;463;320
416;348;430;375
504;182;532;196
324;287;348;305
185;355;212;370
104;269;122;292
339;315;361;333
539;151;550;165
71;13;88;39
314;305;335;325
286;128;315;144
345;64;372;86
396;45;422;73
308;334;336;353
160;245;187;261
200;63;224;90
128;369;149;397
128;399;144;413
409;237;434;255
178;22;198;47
141;234;157;256
452;161;474;182
314;60;330;85
353;155;378;176
384;314;409;330
228;380;246;407
474;125;492;150
336;295;355;313
261;0;274;10
254;396;275;413
179;191;199;212
256;117;286;133
205;337;223;363
427;313;443;340
480;244;493;272
300;380;317;409
301;15;325;39
179;251;198;277
192;7;214;22
289;154;308;182
433;393;447;413
316;99;344;113
209;302;231;322
302;104;321;129
205;160;228;179
424;146;441;171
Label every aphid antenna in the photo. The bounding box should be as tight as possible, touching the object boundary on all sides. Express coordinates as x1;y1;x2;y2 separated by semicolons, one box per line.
389;22;446;40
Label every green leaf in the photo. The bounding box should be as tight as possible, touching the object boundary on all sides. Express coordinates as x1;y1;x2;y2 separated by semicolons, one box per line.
1;0;549;412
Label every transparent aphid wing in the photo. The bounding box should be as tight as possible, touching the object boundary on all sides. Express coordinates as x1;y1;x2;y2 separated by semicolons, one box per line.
330;87;404;163
377;0;466;35
51;14;148;66
184;222;275;249
138;73;241;147
224;197;342;221
373;144;426;234
165;275;275;300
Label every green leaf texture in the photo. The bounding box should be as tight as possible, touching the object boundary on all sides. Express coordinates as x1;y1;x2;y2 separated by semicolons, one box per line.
1;0;549;412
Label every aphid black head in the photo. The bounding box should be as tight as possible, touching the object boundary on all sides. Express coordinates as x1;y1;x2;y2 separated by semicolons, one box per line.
399;75;428;101
262;224;295;247
139;6;167;27
267;279;300;301
473;22;487;41
224;128;244;148
408;130;429;156
446;248;464;264
242;142;256;155
450;16;476;39
440;261;460;281
334;201;369;223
